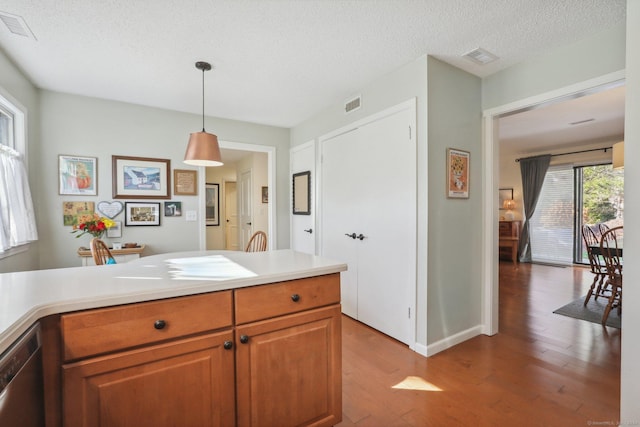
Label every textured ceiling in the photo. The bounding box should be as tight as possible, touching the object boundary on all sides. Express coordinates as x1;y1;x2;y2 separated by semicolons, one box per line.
0;0;627;130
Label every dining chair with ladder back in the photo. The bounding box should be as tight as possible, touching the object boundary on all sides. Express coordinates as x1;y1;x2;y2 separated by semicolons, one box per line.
245;231;267;252
599;226;623;326
581;224;610;306
90;238;116;265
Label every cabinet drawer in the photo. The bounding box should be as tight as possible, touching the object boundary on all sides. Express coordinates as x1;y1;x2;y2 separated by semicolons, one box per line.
61;291;232;361
499;222;511;236
235;274;340;324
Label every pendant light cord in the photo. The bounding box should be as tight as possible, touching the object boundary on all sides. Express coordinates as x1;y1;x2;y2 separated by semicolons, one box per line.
201;66;205;132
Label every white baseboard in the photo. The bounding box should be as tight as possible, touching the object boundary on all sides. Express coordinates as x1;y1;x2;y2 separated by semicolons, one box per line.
425;325;484;357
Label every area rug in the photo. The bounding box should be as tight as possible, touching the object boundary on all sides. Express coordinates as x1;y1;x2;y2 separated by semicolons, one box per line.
553;295;621;329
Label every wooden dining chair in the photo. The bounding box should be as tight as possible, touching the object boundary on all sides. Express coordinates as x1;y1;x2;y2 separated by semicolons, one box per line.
581;224;609;306
599;226;623;326
245;231;267;252
90;238;116;265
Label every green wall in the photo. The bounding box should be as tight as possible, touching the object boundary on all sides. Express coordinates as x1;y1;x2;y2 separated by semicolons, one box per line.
426;57;482;343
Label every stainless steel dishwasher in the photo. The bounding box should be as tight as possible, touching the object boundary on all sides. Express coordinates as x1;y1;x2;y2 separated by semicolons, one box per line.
0;323;45;427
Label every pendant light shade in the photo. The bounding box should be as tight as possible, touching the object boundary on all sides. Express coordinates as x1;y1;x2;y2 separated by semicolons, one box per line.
184;61;223;167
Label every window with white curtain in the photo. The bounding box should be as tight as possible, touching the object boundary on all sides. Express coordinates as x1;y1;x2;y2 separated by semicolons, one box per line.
0;90;38;256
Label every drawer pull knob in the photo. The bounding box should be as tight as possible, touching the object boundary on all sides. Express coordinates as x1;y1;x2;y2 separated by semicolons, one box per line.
223;341;233;350
291;294;301;302
154;320;167;330
240;335;249;344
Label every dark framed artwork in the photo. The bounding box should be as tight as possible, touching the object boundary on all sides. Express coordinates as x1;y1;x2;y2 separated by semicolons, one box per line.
164;201;182;217
292;171;311;215
112;155;171;199
125;202;161;226
499;188;514;209
206;183;220;226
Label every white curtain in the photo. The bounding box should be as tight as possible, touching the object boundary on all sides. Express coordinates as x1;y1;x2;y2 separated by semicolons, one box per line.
0;144;38;252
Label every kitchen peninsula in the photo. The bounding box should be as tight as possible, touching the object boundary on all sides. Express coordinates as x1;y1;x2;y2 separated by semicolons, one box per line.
0;250;347;427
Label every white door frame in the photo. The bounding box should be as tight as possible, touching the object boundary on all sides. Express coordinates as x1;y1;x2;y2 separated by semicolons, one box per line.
196;140;277;251
480;70;625;336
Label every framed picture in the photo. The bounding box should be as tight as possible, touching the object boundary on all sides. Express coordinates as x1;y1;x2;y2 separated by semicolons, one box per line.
59;155;97;195
112;156;171;199
262;186;269;203
205;183;220;226
125;202;161;226
446;148;470;199
63;201;95;226
106;221;122;238
173;169;197;195
499;188;514;209
164;201;182;217
292;171;311;215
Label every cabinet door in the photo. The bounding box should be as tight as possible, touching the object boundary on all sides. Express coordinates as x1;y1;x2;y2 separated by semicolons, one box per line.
235;305;342;427
63;331;235;427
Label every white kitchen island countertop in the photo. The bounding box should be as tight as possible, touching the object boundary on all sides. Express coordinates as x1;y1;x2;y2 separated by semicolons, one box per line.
0;249;347;354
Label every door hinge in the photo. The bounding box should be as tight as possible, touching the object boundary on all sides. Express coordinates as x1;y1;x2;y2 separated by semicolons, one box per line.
408;307;411;318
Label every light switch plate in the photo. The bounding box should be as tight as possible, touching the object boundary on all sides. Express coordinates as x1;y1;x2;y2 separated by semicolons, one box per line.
186;210;197;221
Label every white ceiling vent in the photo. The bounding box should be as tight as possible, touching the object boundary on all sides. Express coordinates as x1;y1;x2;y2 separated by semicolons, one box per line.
0;11;36;40
463;47;498;65
344;95;362;114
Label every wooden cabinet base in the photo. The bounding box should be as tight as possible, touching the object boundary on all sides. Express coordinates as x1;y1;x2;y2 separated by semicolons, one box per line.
235;305;342;427
63;331;235;427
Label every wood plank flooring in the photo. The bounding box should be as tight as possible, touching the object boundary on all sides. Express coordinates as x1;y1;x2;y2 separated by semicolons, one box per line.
337;262;621;426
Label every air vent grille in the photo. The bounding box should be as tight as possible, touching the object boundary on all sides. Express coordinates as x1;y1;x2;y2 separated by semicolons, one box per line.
344;95;361;114
0;11;36;39
463;47;498;65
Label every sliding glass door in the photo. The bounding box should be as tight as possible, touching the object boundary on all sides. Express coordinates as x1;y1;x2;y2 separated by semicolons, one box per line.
575;164;624;263
529;163;623;265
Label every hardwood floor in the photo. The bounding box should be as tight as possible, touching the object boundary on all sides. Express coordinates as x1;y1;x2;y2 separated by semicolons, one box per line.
337;262;621;426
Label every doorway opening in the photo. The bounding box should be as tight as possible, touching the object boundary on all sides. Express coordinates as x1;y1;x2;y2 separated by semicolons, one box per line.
200;141;276;251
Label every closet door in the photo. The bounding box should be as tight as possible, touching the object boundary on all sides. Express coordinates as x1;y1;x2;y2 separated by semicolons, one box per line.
355;107;415;345
321;129;361;318
320;103;416;345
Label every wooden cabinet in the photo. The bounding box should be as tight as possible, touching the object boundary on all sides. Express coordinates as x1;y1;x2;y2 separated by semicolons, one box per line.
63;331;236;427
499;221;521;262
235;275;342;427
49;274;341;427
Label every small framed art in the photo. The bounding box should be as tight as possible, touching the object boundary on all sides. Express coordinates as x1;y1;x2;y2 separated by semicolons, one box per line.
446;148;470;199
173;169;197;195
125;202;161;226
59;155;97;195
205;183;220;226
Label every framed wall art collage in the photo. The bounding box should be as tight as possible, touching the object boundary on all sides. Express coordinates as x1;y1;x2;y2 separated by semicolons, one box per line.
60;155;203;239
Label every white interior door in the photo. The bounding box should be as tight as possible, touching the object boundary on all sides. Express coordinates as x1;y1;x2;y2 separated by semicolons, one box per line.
239;170;253;250
354;107;415;345
320;102;416;345
321;128;361;318
291;141;316;255
224;181;239;250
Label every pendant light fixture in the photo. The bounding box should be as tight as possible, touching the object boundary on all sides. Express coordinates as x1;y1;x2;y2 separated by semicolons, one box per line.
184;61;223;166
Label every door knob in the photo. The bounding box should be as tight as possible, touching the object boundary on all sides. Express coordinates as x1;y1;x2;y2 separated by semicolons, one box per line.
304;229;313;234
344;233;357;239
357;233;366;241
246;222;252;225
